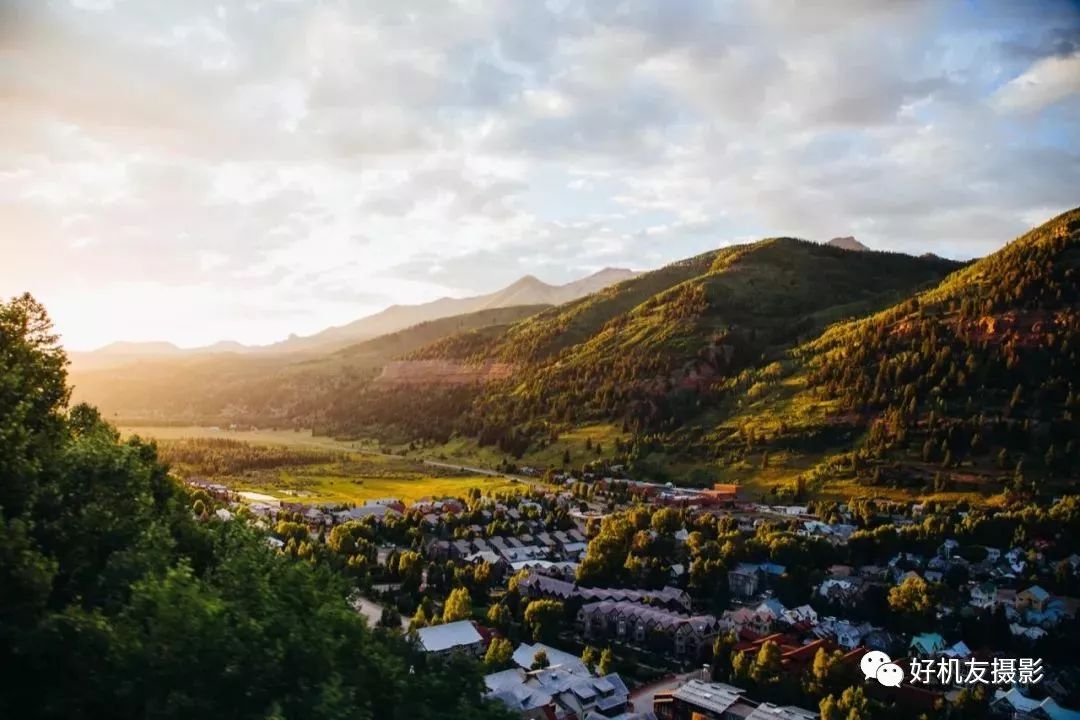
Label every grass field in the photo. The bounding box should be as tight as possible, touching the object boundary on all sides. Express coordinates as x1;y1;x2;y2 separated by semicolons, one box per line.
410;423;631;471
122;426;381;453
126;426;523;505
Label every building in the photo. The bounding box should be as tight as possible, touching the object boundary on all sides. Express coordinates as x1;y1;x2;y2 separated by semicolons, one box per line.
653;679;818;720
485;653;631;720
1016;585;1051;612
511;642;589;675
517;571;692;611
415;620;485;657
989;687;1080;720
909;632;947;656
970;581;998;609
578;600;718;657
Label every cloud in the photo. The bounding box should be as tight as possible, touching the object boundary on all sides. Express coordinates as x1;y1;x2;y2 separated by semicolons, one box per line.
993;50;1080;113
1;0;1078;349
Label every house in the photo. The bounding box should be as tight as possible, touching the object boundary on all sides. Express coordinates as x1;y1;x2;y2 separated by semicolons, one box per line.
1016;585;1051;612
971;581;998;609
720;607;765;635
940;539;960;558
727;563;784;599
997;588;1019;608
512;642;588;675
486;665;631;720
817;577;863;607
941;641;971;659
654;680;818;720
782;605;819;627
415;620;486;657
990;688;1080;720
813;618;869;651
729;564;762;598
1010;623;1049;641
577;601;717;656
909;633;946;656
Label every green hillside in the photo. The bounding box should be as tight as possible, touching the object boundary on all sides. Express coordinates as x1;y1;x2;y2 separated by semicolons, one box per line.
322;238;962;454
71;304;548;425
704;207;1080;501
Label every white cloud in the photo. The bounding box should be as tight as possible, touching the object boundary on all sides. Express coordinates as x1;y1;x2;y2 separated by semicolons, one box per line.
0;0;1078;349
993;51;1080;113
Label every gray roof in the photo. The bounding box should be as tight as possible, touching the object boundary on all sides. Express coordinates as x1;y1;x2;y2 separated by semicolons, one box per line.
672;680;745;714
512;642;588;675
416;620;482;653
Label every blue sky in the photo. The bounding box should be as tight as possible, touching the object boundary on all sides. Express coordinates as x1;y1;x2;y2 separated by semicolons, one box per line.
1;0;1078;349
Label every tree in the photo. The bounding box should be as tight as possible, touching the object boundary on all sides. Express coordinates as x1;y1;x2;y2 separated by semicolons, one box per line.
0;295;517;720
710;632;737;681
952;683;990;719
597;647;615;676
485;637;514;669
750;640;782;688
820;686;870;720
444;587;473;623
650;507;681;536
378;605;402;629
530;649;549;670
410;604;430;629
486;603;512;631
581;646;599;673
524;599;564;642
888;574;936;624
804;647;843;698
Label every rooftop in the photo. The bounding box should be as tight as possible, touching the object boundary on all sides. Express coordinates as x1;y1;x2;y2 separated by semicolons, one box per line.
415;620;483;653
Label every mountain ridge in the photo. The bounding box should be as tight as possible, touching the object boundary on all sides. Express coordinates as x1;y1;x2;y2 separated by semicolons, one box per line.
71;267;640;369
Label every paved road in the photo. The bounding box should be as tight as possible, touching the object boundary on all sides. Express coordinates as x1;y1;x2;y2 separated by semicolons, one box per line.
351;595;409;632
630;670;704;714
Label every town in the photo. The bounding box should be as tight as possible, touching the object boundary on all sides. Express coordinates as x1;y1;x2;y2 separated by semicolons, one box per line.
189;473;1080;720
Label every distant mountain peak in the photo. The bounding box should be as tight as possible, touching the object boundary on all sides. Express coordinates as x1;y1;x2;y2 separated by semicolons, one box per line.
827;236;870;252
507;274;551;289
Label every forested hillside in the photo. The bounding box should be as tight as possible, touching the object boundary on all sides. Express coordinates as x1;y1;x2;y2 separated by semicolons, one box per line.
0;294;512;720
320;239;961;451
706;207;1080;499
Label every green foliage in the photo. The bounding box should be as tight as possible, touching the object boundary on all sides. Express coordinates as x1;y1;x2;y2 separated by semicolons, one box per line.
523;599;564;643
484;637;513;669
0;294;514;720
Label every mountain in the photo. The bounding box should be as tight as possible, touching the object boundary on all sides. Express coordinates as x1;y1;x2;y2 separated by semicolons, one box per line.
704;207;1080;499
826;236;870;252
320;209;1078;502
70;340;260;371
318;237;963;448
73;268;639;370
70;304;549;424
266;267;640;354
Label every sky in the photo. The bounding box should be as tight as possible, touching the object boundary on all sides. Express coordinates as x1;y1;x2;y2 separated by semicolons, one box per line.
2;0;1078;351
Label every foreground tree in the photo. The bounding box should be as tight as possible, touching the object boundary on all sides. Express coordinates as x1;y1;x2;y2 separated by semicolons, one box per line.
0;294;515;720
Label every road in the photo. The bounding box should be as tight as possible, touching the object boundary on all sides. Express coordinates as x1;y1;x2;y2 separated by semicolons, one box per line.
630;669;706;714
351;595;409;632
